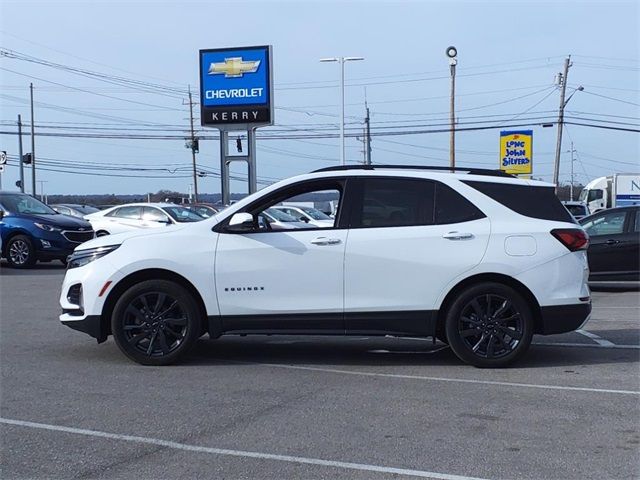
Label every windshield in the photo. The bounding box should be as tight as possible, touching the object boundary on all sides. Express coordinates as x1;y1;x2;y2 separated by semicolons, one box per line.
300;207;331;220
0;193;57;215
266;208;299;222
578;190;588;202
163;206;205;223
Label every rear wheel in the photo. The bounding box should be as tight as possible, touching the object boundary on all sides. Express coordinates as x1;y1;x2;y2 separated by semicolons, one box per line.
111;280;202;365
6;235;36;268
445;282;534;368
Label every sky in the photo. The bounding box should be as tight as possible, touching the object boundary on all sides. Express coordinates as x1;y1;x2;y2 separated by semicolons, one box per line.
0;0;638;196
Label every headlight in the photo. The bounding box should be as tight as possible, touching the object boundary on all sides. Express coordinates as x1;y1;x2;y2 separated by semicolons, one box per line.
34;223;62;232
67;245;120;269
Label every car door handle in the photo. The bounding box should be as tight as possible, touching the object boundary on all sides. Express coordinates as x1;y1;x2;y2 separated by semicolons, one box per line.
605;239;620;245
310;237;342;246
442;231;474;240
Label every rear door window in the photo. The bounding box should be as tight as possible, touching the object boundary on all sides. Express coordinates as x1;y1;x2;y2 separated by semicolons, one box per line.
110;206;142;219
351;178;435;228
464;181;574;222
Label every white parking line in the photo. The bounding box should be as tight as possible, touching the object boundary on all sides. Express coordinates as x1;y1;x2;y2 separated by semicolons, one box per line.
532;342;640;349
249;363;640;396
576;329;616;347
0;418;487;480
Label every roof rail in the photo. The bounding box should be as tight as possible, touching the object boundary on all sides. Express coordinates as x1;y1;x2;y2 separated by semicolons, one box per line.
311;164;514;178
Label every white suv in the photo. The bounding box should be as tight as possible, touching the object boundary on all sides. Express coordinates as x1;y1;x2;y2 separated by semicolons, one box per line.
59;166;591;367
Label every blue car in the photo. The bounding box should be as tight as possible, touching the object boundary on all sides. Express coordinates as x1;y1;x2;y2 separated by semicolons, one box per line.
0;191;95;268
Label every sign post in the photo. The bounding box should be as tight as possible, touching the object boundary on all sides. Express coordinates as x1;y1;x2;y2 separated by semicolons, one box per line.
499;130;533;177
199;45;273;205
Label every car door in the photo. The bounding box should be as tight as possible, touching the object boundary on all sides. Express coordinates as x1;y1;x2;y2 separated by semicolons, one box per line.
215;178;348;333
343;177;490;335
582;208;638;280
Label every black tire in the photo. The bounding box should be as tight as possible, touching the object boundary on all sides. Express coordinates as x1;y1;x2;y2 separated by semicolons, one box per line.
445;282;534;368
111;279;202;366
96;230;110;237
5;235;36;269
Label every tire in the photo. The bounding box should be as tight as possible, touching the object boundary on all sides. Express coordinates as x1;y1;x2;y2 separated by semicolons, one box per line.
444;282;534;368
6;235;36;269
111;279;202;366
96;230;110;237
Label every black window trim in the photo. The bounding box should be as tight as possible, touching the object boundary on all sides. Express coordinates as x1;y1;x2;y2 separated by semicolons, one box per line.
214;177;350;234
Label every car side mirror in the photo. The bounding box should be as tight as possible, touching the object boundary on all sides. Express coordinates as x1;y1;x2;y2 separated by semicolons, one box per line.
226;212;255;233
0;210;4;220
300;216;309;223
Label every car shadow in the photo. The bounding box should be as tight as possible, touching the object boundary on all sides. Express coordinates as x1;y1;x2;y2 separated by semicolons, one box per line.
175;335;640;369
0;261;66;275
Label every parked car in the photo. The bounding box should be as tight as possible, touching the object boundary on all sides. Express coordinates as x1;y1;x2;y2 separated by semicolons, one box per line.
50;204;101;218
579;206;640;282
184;203;219;219
0;191;94;268
562;201;590;220
272;205;334;228
259;208;315;230
85;203;205;236
60;165;590;368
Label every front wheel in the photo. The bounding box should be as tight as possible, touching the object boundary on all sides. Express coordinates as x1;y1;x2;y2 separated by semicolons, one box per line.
445;282;534;368
6;235;36;268
111;279;202;365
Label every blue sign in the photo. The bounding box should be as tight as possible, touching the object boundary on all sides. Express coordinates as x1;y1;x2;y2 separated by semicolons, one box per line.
199;46;272;126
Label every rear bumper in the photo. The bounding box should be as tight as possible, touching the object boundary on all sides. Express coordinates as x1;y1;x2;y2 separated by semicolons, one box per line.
538;302;592;335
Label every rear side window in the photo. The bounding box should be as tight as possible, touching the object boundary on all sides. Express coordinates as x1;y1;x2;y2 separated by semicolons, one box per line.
352;178;435;228
435;183;486;224
464;181;574;222
109;206;141;219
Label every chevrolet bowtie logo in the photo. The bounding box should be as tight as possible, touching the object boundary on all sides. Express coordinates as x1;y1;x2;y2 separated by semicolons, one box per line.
208;57;261;78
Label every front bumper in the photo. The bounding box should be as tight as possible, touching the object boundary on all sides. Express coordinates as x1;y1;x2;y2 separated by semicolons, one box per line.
60;314;105;342
538;301;592;335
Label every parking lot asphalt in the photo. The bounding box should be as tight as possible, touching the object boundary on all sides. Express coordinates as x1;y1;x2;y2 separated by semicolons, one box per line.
1;263;639;480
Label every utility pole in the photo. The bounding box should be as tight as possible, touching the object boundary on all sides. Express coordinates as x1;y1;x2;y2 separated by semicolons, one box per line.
446;47;458;170
364;103;371;165
569;141;576;201
187;86;199;203
17;114;24;193
30;83;36;197
553;56;571;192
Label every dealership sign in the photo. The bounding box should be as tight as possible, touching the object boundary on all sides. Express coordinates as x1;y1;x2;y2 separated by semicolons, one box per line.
499;130;533;175
199;45;273;126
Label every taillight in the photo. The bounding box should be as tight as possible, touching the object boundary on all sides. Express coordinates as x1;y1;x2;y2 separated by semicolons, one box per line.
551;228;589;251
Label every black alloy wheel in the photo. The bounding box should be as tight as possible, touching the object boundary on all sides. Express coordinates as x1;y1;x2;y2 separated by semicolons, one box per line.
6;235;36;268
445;282;533;367
112;280;202;365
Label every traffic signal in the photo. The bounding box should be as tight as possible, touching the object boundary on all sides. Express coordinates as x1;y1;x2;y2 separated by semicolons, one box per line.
15;180;22;189
192;139;199;153
236;138;242;153
22;153;32;165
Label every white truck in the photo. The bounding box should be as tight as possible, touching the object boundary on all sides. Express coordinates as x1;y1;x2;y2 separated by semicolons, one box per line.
579;173;640;212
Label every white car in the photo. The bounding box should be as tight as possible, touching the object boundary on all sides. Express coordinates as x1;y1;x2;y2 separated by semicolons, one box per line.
85;203;205;236
272;205;334;228
259;208;315;230
59;166;591;367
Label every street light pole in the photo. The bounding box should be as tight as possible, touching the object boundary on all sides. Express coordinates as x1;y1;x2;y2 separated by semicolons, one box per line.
321;56;364;166
446;46;458;170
